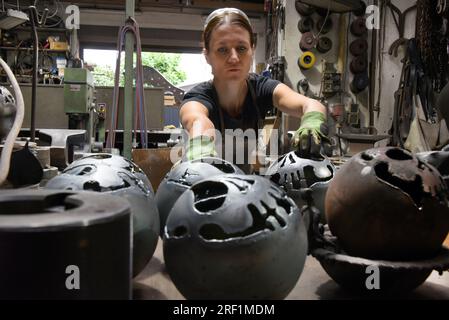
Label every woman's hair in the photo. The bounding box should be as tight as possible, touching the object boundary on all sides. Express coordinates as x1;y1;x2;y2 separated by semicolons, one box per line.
203;8;255;51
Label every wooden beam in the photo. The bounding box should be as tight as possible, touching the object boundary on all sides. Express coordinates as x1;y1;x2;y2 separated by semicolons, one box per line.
70;0;264;13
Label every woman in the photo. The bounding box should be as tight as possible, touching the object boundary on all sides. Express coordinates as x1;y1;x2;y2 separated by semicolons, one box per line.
180;7;327;171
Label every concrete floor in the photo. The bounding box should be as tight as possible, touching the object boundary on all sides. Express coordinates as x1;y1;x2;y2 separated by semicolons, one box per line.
133;239;449;300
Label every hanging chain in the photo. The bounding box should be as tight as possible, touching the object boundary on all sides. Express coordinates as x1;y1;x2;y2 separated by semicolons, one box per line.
417;0;448;92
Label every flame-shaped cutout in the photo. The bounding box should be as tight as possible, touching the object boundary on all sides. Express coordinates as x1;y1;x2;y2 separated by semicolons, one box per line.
85;154;112;160
221;177;255;193
374;162;424;208
192;181;228;213
64;164;96;176
199;191;293;241
386;148;413;161
361;152;374;161
210;162;238;174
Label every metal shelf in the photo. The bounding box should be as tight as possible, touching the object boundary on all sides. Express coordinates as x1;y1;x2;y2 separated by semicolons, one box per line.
14;26;70;33
0;46;69;53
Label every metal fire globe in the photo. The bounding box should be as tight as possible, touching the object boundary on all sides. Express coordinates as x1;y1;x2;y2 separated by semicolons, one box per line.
266;150;335;223
155;157;243;236
45;153;159;276
325;147;449;260
163;174;308;300
0;85;16;140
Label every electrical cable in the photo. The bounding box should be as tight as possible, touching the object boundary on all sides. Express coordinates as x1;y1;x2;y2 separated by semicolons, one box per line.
0;57;25;186
313;0;332;41
34;0;59;19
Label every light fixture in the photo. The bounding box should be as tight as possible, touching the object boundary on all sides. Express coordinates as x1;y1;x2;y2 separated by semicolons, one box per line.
298;0;363;13
0;9;29;30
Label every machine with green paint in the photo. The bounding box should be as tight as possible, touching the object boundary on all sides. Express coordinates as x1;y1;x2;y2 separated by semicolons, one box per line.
64;68;94;114
63;68;102;148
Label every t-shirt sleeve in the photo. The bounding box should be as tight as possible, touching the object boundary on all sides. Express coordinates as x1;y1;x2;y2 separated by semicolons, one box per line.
181;83;215;115
180;82;221;129
253;75;281;118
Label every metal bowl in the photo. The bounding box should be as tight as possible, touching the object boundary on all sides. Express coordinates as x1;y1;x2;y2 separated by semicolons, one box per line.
312;232;449;295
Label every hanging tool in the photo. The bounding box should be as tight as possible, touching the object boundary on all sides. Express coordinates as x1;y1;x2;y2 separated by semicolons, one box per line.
269;56;286;82
416;0;448;92
386;1;416;57
437;0;449;16
390;39;436;147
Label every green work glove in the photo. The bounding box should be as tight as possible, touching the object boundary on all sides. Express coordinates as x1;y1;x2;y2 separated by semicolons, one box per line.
185;135;218;161
293;111;329;159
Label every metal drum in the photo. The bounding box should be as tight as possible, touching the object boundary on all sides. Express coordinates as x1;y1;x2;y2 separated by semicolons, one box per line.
0;189;131;299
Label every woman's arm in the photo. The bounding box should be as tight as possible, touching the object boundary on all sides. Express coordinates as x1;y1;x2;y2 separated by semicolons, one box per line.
179;101;218;160
180;101;216;139
272;83;326;118
271;83;329;158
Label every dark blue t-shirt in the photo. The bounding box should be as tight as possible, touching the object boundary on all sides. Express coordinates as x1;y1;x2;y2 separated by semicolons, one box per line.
181;73;280;133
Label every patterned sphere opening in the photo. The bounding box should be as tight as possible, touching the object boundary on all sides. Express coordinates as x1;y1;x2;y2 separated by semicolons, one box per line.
0;86;16;140
45;153;159;277
266;151;335;222
163;174;308;300
325;147;449;261
155;157;243;236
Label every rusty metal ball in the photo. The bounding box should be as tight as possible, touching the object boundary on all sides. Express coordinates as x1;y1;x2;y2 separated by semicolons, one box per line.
163;174;308;299
325;147;449;261
265;151;336;224
45;153;159;277
155;157;243;236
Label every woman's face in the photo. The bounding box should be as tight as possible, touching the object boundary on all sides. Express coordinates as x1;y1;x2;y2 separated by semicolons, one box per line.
204;23;254;82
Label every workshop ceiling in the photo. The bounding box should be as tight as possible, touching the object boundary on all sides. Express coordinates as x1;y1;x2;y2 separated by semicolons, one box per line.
71;0;265;14
73;0;266;53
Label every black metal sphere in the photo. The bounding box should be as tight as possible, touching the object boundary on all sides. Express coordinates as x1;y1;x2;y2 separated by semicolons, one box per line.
266;151;335;224
155;157;243;236
163;174;308;299
0;86;16;140
45;153;159;277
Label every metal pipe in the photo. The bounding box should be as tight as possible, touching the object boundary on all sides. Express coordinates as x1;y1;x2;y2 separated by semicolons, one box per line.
123;0;135;159
368;0;378;133
28;6;38;142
